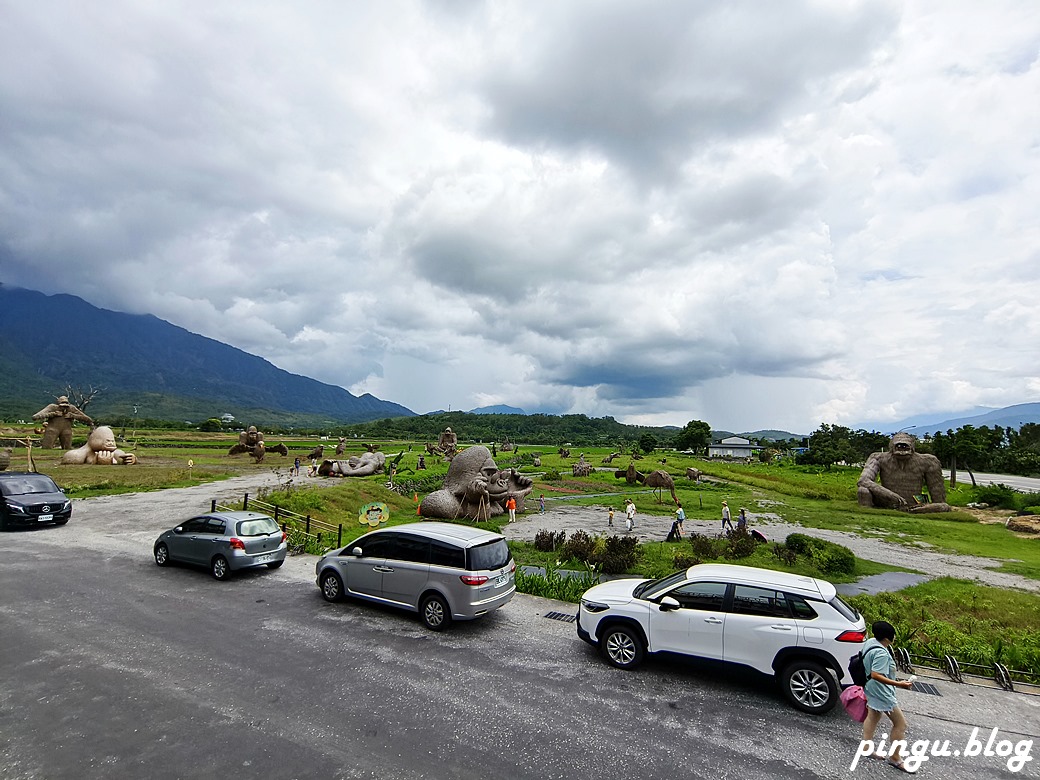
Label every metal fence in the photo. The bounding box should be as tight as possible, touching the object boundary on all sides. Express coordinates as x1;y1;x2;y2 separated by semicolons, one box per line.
211;492;342;554
894;646;1040;696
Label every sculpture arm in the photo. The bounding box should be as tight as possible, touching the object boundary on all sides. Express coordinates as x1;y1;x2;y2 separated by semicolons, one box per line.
33;404;59;421
922;454;948;503
70;411;94;425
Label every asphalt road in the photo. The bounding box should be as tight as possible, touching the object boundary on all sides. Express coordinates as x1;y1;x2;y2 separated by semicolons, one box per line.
943;471;1040;494
1;478;1037;779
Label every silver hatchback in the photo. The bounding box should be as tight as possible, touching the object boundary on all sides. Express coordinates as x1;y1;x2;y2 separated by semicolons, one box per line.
154;511;288;580
315;521;516;630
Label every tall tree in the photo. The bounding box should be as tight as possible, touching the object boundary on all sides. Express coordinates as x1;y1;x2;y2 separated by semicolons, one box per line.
673;419;712;453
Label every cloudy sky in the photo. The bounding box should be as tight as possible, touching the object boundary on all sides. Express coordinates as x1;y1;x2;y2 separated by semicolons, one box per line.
2;1;1038;433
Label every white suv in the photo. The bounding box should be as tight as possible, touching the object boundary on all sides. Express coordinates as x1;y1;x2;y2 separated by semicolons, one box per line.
577;563;866;714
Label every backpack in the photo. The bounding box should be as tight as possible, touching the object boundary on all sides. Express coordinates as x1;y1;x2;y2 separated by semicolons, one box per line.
848;650;868;686
849;647;882;686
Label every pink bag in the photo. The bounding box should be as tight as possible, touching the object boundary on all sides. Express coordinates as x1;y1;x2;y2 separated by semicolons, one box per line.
840;685;868;722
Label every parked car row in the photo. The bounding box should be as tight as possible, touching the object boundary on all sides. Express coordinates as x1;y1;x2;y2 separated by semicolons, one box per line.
4;470;866;715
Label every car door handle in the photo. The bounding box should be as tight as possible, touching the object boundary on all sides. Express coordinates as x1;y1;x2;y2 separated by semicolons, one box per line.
704;617;723;624
374;565;394;573
770;625;793;631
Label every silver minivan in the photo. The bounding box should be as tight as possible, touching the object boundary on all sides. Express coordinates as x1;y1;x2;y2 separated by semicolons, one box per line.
315;521;516;630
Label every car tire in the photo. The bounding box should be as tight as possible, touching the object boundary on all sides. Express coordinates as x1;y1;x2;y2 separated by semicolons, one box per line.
320;571;344;602
420;593;451;631
154;543;171;566
600;624;645;670
266;560;284;569
211;555;232;581
781;660;839;715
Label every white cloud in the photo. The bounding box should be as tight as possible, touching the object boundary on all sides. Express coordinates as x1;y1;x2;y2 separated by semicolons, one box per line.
1;0;1038;434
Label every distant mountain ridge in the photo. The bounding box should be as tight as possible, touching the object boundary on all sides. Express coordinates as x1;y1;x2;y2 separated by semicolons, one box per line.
878;403;1040;436
0;285;414;425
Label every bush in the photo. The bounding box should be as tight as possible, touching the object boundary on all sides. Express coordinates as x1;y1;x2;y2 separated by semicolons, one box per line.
594;535;639;574
785;533;813;554
973;484;1018;510
781;533;856;575
723;528;758;560
673;552;698;569
534;529;565;552
771;542;798;565
561;530;597;563
688;533;721;559
544;469;562;482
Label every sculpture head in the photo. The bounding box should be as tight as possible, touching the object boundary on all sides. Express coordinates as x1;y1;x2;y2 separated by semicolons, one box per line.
248;426;257;433
889;432;916;458
89;426;119;452
444;445;507;495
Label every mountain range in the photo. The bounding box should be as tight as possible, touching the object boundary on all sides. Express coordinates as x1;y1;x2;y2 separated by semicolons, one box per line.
0;285;413;426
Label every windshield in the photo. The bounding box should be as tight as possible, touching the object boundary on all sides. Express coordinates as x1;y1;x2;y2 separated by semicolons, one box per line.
236;517;280;536
0;475;61;497
633;570;688;599
467;539;510;571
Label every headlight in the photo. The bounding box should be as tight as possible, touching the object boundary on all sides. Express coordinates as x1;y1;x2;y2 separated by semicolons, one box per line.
7;502;28;515
581;599;609;613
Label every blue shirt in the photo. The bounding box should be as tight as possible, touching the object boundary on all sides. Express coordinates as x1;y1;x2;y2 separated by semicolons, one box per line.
676;508;686;521
862;638;898;712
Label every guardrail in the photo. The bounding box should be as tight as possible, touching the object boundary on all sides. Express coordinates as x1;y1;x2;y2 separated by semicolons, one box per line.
211;492;342;554
894;646;1039;696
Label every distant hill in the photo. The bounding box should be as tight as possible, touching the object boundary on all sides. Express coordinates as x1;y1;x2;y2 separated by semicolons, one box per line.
895;403;1040;436
468;405;527;415
0;285;414;426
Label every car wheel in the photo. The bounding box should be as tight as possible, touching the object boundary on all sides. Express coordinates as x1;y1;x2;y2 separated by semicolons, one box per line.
154;543;171;567
320;571;344;602
266;560;284;569
601;624;645;670
211;555;232;581
781;660;839;714
420;593;451;631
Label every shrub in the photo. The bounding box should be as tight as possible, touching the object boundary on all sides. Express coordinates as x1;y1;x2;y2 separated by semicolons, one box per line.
771;542;798;565
544;469;562;482
973;484;1017;510
561;530;597;563
534;529;566;552
594;535;639;574
785;533;813;555
688;533;721;559
723;528;758;560
672;552;698;569
781;533;856;575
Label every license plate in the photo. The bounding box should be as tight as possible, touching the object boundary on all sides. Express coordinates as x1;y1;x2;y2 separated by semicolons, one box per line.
37;514;52;522
494;573;508;587
255;553;274;564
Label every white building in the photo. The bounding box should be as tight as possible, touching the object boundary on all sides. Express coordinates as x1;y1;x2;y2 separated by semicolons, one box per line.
708;436;762;459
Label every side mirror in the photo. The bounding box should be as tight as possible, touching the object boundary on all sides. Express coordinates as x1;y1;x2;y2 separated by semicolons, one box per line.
174;526;185;534
351;547;363;556
658;596;681;611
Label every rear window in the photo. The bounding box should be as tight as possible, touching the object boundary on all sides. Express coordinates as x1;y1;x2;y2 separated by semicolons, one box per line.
828;595;860;622
466;538;510;571
236;516;280;536
0;475;61;497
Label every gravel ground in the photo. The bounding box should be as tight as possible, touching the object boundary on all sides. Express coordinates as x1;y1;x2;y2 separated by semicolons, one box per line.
504;500;1040;594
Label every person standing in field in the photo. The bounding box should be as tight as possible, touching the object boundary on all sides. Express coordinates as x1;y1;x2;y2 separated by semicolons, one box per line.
625;499;636;532
539;494;546;514
608;507;614;527
506;494;517;522
721;501;734;531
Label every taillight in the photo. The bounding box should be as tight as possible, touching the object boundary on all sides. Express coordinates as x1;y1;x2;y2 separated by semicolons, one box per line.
509;560;516;573
835;630;867;643
229;537;246;550
460;574;489;586
281;532;288;543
